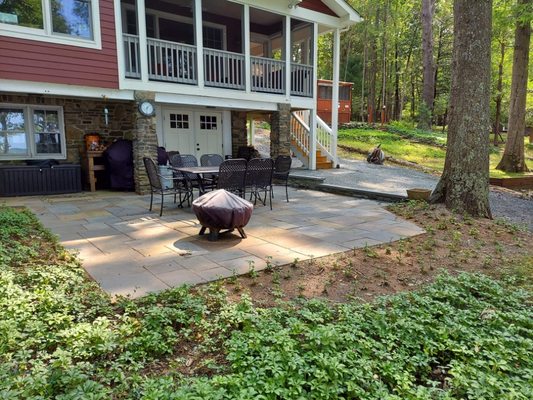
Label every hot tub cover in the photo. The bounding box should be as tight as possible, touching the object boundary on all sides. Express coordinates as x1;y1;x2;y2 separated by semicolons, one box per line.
192;189;253;230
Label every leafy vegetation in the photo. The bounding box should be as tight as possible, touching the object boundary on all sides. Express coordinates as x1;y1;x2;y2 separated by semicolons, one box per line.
0;205;532;398
338;125;533;178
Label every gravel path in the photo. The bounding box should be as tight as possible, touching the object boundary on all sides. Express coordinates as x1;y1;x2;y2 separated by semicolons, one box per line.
294;157;533;231
253;126;532;231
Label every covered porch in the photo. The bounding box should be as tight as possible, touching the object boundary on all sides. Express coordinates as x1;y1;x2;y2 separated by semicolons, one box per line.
121;0;316;97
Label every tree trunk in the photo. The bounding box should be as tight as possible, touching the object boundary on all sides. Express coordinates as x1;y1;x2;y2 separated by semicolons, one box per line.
494;40;506;146
417;0;435;130
431;0;493;218
496;0;531;172
393;39;401;120
368;6;380;124
433;23;444;104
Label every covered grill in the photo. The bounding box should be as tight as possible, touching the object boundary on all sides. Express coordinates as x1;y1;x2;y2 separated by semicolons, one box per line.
192;189;253;241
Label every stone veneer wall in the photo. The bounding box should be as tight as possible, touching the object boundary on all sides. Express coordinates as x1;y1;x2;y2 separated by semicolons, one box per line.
231;111;248;157
132;91;158;194
0;93;136;164
270;103;291;158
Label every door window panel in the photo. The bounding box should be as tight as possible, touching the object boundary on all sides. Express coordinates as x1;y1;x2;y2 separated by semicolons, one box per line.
169;113;190;129
199;115;217;130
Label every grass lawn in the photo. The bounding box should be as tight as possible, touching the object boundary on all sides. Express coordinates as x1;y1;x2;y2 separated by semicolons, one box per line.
338;123;533;179
0;205;532;398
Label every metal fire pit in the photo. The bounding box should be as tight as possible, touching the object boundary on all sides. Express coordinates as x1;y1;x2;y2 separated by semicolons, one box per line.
192;189;253;241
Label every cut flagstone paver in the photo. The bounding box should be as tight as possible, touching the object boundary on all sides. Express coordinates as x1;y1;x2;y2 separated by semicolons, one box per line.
10;187;425;298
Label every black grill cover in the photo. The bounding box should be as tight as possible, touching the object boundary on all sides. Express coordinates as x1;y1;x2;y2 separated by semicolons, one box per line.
192;189;253;230
104;139;134;190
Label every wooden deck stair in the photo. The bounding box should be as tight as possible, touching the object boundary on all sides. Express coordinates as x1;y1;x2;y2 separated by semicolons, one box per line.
290;139;334;169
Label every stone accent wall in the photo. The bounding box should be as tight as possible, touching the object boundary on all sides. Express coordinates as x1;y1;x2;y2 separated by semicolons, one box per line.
0;93;135;164
231;110;248;157
270;103;291;158
132;91;158;194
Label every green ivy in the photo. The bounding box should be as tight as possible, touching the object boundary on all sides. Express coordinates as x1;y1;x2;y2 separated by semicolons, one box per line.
0;206;531;399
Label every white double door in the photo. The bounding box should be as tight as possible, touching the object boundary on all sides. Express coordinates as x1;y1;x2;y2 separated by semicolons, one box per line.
163;109;223;159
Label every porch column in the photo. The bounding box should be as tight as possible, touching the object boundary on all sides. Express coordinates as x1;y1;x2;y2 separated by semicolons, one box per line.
194;0;205;88
331;28;341;167
133;91;158;194
284;15;291;98
243;4;251;93
309;22;319;170
136;0;149;83
248;115;255;145
270;104;291;159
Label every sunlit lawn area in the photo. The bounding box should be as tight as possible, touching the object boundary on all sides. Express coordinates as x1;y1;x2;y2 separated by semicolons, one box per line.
338;124;533;178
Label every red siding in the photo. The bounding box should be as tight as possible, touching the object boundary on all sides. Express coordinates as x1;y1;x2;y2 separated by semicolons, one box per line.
300;0;338;17
0;0;118;89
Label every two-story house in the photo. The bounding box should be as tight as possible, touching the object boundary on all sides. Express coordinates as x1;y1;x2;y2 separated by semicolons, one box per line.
0;0;360;193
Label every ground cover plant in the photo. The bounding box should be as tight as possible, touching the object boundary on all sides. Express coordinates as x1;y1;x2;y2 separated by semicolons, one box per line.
0;205;532;399
337;122;533;178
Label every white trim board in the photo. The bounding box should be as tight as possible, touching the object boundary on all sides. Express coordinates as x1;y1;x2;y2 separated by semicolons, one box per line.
0;79;134;101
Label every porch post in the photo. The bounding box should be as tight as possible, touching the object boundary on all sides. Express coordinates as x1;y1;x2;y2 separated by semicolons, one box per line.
331;28;341;167
309;22;319;170
136;0;149;83
243;4;251;93
194;0;205;88
284;15;291;98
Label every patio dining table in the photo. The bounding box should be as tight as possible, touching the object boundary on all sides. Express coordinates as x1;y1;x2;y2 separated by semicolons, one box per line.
171;165;219;195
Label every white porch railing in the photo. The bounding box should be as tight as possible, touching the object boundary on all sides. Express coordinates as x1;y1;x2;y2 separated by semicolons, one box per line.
147;38;197;84
123;35;316;97
316;115;337;166
204;48;245;90
123;34;141;78
290;111;310;158
290;63;313;97
250;56;285;94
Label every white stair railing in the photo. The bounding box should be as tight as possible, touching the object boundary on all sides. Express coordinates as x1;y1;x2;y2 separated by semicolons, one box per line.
290;111;311;158
316;115;337;166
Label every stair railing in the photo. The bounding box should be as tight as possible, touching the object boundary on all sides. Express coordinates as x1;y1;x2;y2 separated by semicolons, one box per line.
290;111;310;157
316;115;337;167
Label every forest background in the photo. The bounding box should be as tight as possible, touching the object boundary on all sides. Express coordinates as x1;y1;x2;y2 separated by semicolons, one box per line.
318;0;533;131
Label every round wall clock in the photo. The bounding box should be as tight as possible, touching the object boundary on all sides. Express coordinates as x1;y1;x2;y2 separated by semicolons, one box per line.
138;100;155;116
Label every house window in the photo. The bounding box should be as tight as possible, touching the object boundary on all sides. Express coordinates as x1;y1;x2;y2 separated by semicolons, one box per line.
200;115;217;130
203;26;223;50
0;105;66;160
169;114;189;129
51;0;93;39
0;0;100;48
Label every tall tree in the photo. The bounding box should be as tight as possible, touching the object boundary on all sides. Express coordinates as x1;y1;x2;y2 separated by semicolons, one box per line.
496;0;531;172
431;0;492;217
418;0;435;130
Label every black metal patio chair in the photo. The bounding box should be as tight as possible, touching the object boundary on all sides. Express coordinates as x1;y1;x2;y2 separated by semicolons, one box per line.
273;155;291;202
200;153;224;186
217;158;247;197
245;158;274;209
143;157;192;216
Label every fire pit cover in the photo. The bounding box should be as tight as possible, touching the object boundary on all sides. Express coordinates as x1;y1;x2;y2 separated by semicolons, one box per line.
192;189;253;230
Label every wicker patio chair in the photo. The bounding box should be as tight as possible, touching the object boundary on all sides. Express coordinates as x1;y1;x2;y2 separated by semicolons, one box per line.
217;158;247;197
245;158;274;209
200;153;224;167
200;153;223;187
143;157;192;216
273;155;291;202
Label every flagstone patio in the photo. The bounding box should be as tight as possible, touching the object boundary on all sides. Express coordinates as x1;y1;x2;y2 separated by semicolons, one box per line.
4;188;424;298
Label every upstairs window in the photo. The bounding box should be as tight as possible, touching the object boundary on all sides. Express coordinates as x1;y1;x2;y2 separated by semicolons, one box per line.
0;0;100;49
0;105;66;160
